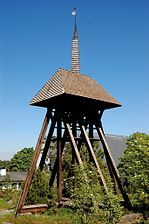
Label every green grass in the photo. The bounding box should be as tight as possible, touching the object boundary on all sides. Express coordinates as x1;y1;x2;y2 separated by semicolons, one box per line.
0;198;10;210
0;190;20;210
0;213;73;224
0;210;148;224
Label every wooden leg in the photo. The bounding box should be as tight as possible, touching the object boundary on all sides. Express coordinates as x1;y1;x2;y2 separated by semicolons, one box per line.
89;121;93;146
57;118;62;202
80;124;108;192
106;158;119;194
95;121;132;209
15;110;51;216
64;122;83;166
49;131;67;188
77;122;88;152
39;111;58;170
72;120;77;165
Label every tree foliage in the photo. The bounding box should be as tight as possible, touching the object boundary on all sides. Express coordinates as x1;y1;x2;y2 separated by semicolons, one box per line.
26;169;50;205
55;142;122;223
118;132;149;213
10;147;34;171
64;163;122;224
0;160;10;170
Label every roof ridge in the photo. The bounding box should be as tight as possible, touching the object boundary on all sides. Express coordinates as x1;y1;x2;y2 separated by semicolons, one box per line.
105;134;128;138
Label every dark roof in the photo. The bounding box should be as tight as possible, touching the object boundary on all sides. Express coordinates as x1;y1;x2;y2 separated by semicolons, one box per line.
0;172;27;182
30;68;121;110
105;134;127;165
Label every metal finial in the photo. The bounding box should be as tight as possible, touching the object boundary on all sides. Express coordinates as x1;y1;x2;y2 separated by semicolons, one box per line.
72;7;78;39
72;7;76;16
72;7;77;26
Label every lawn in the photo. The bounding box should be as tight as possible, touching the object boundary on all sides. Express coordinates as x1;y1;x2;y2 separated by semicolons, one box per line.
0;213;73;224
0;212;148;224
0;198;10;210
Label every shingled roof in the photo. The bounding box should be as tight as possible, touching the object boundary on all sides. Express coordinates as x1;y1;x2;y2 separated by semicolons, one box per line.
30;68;121;110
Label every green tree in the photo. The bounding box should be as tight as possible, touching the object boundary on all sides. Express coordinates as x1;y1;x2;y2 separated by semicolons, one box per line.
26;169;50;205
10;147;34;171
0;160;10;170
118;132;149;213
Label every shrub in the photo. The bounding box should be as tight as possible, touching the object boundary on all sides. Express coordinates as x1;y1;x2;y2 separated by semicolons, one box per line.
118;132;149;216
26;169;50;205
63;162;123;224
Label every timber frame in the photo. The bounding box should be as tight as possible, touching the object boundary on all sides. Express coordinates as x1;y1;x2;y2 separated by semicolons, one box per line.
16;107;132;216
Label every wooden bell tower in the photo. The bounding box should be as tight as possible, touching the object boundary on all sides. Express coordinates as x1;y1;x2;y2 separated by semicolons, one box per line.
16;9;131;215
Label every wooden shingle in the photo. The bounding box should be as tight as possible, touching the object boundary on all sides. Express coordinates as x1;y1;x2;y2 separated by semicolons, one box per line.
30;68;121;110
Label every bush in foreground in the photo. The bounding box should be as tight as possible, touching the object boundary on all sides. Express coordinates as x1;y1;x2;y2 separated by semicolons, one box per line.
118;132;149;216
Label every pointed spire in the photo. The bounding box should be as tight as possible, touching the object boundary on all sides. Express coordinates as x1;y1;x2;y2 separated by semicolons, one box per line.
71;8;80;73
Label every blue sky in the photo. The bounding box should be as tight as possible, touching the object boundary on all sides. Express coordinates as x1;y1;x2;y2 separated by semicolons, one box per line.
0;0;149;160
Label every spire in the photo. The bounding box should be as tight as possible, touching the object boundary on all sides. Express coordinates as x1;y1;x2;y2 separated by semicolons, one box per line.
71;8;80;73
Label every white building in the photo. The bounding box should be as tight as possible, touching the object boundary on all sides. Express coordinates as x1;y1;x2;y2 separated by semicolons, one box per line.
0;168;27;190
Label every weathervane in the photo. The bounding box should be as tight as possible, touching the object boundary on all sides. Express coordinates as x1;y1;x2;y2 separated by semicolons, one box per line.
72;7;77;25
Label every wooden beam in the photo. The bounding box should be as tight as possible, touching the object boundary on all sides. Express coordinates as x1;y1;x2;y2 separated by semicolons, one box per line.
95;121;132;209
64;122;83;165
20;204;48;214
49;130;67;188
98;110;104;120
15;110;51;216
96;113;119;194
89;121;93;146
76;121;89;152
39;111;58;170
105;157;119;195
57;118;62;202
80;124;108;192
72;120;77;165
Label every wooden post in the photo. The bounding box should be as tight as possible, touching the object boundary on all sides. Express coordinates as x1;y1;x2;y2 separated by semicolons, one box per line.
89;121;93;146
64;122;83;165
72;120;77;164
97;111;119;194
77;121;89;152
15;110;51;216
49;130;67;188
95;121;132;209
57;117;62;202
106;158;119;195
39;111;58;170
80;124;108;192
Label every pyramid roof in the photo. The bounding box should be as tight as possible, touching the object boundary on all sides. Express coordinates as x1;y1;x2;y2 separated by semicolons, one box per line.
30;68;121;110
